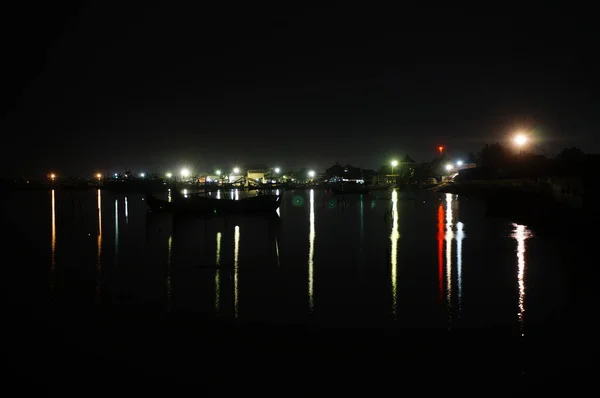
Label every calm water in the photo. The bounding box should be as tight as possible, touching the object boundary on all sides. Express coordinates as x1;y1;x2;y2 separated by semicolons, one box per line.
3;187;591;337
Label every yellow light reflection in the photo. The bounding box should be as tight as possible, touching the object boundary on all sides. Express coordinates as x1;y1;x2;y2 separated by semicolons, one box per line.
512;223;531;336
390;189;399;319
308;189;315;312
96;189;102;298
51;190;56;270
215;232;221;313
456;222;464;313
234;225;240;318
167;189;172;203
445;193;453;324
167;233;172;311
124;196;129;224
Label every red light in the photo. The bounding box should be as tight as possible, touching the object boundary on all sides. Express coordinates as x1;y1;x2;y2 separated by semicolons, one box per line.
438;146;444;153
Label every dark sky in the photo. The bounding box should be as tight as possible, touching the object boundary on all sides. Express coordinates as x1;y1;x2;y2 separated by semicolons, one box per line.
3;2;598;177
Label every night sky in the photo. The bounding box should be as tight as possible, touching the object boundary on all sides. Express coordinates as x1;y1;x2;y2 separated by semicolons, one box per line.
3;2;598;177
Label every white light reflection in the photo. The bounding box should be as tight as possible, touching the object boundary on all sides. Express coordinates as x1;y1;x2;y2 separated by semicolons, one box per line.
216;190;221;200
124;196;129;224
215;232;221;313
445;194;453;325
167;189;172;203
275;238;280;267
114;199;119;261
456;222;464;313
51;190;56;270
235;189;239;201
308;189;315;312
234;226;240;318
167;234;172;311
512;223;531;336
390;189;399;319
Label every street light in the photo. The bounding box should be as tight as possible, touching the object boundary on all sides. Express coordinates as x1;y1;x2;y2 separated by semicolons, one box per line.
180;168;190;178
233;167;240;174
445;164;454;172
308;170;316;178
165;172;173;178
215;170;221;176
391;160;398;175
139;172;145;178
274;167;281;174
456;160;463;166
49;173;56;181
513;133;528;148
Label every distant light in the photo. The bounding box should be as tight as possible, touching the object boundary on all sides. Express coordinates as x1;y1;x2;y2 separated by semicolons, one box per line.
207;177;212;182
96;173;102;179
114;173;118;178
215;170;221;175
49;173;56;180
181;168;190;178
456;160;463;166
165;172;173;178
233;167;240;174
445;164;454;171
274;167;281;174
514;133;528;147
308;170;316;178
438;146;444;153
139;172;145;178
391;160;398;167
283;175;287;179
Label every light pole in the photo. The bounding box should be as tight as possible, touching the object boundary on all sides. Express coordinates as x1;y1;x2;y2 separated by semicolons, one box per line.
390;160;398;176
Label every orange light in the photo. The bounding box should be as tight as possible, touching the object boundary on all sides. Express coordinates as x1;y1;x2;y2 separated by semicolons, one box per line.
437;204;444;302
96;173;102;179
438;146;444;153
49;173;56;180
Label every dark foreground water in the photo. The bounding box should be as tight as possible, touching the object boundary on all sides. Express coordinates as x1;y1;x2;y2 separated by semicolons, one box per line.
1;188;598;390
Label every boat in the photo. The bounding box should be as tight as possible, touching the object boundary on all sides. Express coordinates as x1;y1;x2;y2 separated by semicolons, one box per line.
145;191;281;215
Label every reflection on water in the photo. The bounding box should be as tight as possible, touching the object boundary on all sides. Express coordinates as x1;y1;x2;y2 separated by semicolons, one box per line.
30;189;556;332
96;189;102;299
390;189;399;318
51;190;56;270
437;204;444;302
124;196;129;224
114;199;119;261
512;223;531;336
234;225;240;318
308;189;315;312
215;232;221;313
216;190;221;200
167;233;172;311
168;189;172;203
445;194;453;325
456;222;464;312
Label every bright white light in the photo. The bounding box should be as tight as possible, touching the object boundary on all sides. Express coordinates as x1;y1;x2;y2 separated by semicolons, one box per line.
514;133;528;147
139;172;145;178
165;172;172;178
391;160;398;167
308;170;316;178
207;177;212;182
274;167;281;174
445;164;454;171
114;173;118;178
215;170;221;175
181;168;190;178
233;167;240;174
456;160;463;166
